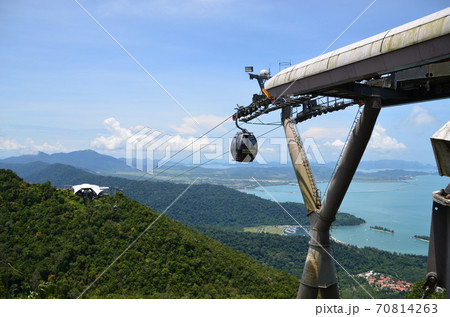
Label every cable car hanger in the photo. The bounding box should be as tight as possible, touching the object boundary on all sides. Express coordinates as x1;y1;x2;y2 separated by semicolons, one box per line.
234;107;249;133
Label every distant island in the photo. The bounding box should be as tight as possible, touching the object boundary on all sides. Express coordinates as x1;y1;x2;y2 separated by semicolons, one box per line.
412;235;429;242
370;225;394;234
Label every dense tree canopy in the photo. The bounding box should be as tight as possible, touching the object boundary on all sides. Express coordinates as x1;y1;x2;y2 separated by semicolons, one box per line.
22;163;365;229
1;165;433;299
194;225;429;299
0;169;298;298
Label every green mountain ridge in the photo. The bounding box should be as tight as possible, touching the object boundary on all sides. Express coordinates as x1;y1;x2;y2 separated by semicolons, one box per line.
0;166;438;298
0;169;298;298
10;163;365;229
0;150;134;173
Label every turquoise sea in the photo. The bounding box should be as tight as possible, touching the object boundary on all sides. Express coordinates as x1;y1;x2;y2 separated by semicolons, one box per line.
242;175;449;256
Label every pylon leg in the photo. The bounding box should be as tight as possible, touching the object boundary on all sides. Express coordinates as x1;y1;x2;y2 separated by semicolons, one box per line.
297;97;381;299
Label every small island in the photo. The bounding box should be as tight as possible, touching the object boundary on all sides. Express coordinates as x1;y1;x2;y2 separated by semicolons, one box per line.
370;225;394;234
412;235;429;242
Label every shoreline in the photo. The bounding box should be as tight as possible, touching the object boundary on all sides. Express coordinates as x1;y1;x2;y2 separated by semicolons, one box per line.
330;235;350;246
411;236;429;243
237;175;435;190
239;180;412;190
239;175;443;257
370;227;394;234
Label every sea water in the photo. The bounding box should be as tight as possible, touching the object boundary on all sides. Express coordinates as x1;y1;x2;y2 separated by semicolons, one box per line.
242;175;449;256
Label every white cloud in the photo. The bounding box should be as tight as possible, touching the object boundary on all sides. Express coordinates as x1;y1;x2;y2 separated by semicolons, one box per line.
24;138;66;153
171;121;197;135
91;117;223;154
165;135;221;154
0;136;66;153
171;114;231;135
91;117;135;150
407;105;436;126
368;124;407;152
0;136;23;150
166;134;193;149
324;139;345;147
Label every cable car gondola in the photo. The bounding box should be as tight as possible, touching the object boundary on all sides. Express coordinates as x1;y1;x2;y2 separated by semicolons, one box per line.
231;114;258;162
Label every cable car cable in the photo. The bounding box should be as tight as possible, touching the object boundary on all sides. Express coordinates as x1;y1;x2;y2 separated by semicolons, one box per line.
134;114;233;181
150;125;238;179
160;114;232;164
245;121;281;126
168;124;282;181
148;111;258;180
134;109;279;181
322;106;363;201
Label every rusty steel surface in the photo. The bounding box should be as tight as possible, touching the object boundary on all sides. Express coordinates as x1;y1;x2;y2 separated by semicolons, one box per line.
300;245;338;288
282;106;321;213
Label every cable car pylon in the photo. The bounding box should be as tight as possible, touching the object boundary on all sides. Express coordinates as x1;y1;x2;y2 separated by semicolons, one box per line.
233;67;381;298
294;97;381;298
232;8;450;299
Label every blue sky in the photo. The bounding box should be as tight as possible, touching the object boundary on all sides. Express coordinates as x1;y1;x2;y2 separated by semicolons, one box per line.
0;0;449;165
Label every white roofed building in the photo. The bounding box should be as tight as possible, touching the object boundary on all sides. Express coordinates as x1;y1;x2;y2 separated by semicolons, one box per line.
70;183;110;199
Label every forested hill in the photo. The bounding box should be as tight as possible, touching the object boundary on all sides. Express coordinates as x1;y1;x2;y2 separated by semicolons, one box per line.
11;163;365;229
194;226;429;299
0;169;298;298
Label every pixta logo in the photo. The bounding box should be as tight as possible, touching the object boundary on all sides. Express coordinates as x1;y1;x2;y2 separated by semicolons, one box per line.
126;128;173;174
126;127;326;174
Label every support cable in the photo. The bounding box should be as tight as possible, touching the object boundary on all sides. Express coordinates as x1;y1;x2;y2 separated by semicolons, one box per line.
168;125;282;181
267;0;377;105
152;126;238;180
134;112;280;182
134;115;233;181
76;177;199;298
322;106;363;200
252;177;374;299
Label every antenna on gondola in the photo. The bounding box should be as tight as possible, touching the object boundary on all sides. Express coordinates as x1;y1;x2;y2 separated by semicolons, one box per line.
230;108;258;162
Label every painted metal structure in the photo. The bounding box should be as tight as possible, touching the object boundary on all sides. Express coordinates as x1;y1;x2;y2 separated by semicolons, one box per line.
265;8;450;100
235;7;450;126
281;107;321;213
233;7;450;299
425;122;450;299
